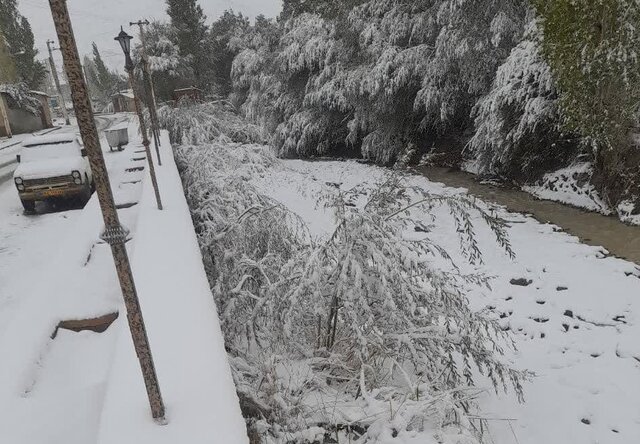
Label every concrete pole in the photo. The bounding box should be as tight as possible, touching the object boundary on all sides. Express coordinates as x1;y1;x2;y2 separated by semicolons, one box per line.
47;0;166;422
46;39;70;125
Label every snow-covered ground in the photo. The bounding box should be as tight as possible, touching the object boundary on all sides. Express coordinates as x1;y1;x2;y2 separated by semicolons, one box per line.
249;158;640;444
0;116;144;443
0;119;246;443
523;163;612;215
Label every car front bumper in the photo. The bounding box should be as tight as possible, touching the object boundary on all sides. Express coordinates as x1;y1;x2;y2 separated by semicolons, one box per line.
19;183;89;201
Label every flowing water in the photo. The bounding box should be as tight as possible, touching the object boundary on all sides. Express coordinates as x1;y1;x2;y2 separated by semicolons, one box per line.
418;166;640;265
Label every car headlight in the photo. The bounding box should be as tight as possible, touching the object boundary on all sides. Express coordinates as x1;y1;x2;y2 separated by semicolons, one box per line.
72;170;82;185
17;184;25;191
14;177;23;185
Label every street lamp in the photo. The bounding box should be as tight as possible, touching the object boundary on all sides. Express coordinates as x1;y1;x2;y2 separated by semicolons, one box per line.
114;26;163;210
114;27;133;70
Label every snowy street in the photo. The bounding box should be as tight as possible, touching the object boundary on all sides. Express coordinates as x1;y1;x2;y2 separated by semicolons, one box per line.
0;115;128;337
0;118;246;444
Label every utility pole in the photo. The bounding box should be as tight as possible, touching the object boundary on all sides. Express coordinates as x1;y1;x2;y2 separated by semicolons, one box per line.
47;0;166;422
114;27;163;210
46;39;71;125
130;19;162;164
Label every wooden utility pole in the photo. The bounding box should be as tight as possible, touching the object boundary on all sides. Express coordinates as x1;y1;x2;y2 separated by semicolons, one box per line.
46;39;70;125
47;0;166;422
130;19;162;164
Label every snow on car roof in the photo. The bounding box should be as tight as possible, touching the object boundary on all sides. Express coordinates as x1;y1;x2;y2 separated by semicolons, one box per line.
22;133;79;147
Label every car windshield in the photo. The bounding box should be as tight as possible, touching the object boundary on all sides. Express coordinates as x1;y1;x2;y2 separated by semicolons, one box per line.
20;141;80;163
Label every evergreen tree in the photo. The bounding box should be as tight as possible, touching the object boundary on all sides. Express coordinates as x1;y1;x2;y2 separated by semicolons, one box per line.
132;20;192;101
534;0;640;204
206;10;249;96
0;0;45;89
88;43;125;107
166;0;208;90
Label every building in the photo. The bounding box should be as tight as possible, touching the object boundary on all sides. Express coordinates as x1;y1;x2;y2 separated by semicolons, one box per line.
112;90;135;113
0;89;54;137
173;87;203;104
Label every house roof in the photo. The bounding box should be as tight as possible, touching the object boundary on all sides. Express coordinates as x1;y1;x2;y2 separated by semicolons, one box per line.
112;90;134;99
174;87;203;93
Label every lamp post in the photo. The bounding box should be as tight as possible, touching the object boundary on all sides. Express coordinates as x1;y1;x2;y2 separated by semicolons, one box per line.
114;27;162;210
47;0;166;421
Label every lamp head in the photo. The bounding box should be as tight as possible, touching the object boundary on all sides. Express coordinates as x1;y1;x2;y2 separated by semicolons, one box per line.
114;26;133;56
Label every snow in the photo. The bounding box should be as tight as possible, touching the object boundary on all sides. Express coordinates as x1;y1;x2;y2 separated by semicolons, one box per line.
522;162;612;214
96;132;248;444
13;156;88;180
0;116;144;443
22;132;80;147
0;120;248;443
248;156;640;444
617;200;640;226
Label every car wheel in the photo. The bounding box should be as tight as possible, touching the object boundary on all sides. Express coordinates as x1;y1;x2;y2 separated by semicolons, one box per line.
21;199;35;214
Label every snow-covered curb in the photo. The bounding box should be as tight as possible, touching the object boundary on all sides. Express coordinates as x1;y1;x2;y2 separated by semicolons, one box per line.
96;133;248;444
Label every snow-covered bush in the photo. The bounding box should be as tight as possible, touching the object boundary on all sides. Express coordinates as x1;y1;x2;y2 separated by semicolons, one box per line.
156;100;264;145
0;83;41;116
177;141;527;442
468;21;580;181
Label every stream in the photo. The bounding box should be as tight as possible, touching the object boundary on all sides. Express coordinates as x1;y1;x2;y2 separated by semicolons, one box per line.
418;166;640;265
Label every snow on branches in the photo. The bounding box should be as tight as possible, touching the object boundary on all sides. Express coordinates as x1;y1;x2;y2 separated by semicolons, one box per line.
176;129;527;440
468;21;579;180
0;83;41;116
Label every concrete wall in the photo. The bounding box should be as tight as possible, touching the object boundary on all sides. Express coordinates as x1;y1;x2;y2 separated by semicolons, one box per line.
0;95;11;137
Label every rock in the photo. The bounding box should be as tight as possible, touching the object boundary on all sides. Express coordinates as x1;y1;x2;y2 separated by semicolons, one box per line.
564;310;574;318
510;278;533;286
557;286;568;291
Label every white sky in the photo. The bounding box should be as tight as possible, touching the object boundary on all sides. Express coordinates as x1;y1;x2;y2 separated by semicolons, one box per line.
17;0;282;74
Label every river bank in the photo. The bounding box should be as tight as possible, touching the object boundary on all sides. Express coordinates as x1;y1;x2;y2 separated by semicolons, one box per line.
416;166;640;266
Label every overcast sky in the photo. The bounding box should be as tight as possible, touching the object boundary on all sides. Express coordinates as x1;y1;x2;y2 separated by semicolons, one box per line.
17;0;282;74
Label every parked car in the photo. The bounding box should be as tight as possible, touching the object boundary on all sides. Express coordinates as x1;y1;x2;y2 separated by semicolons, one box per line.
13;133;94;212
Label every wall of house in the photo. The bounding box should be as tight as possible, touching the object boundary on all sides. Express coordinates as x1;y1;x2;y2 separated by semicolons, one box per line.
7;107;43;134
0;95;11;137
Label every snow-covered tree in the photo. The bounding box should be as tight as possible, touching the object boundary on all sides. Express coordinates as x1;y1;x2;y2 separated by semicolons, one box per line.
166;0;208;90
206;10;250;97
132;21;192;101
231;0;527;164
534;0;640;204
468;20;579;180
85;43;125;108
0;0;45;89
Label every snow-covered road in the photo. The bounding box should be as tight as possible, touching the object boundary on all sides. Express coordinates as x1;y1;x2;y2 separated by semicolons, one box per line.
0;115;129;337
0;119;247;444
0;114;145;443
